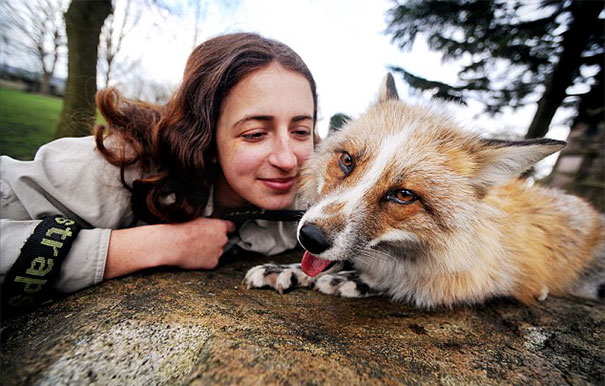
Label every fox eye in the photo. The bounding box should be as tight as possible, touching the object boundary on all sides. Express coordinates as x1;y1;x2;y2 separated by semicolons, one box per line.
386;189;418;205
339;152;354;175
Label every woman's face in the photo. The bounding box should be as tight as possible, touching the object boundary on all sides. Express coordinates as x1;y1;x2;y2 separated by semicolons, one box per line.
215;62;315;210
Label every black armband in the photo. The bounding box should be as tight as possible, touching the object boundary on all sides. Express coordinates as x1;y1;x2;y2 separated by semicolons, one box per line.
1;216;82;317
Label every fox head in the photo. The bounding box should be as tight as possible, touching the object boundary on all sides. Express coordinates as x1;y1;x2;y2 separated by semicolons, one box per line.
297;73;565;276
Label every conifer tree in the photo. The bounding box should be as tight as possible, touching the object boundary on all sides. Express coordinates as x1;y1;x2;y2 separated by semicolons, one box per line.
386;0;604;138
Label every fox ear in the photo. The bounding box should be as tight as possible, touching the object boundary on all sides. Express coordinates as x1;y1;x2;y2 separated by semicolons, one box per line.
378;73;399;102
474;138;566;189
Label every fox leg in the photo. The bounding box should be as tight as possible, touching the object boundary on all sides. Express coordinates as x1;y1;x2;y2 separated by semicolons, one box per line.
244;263;314;294
314;271;382;298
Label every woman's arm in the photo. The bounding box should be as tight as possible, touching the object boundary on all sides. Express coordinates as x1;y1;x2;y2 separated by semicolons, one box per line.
1;219;113;293
104;217;235;280
1;138;235;290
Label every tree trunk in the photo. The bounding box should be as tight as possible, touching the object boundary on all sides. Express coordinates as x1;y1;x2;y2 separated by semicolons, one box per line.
54;0;112;138
40;72;51;95
525;1;604;139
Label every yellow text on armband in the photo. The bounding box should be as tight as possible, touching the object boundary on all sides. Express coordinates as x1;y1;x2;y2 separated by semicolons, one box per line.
14;276;47;294
26;256;54;277
46;227;73;240
40;238;63;257
55;217;75;226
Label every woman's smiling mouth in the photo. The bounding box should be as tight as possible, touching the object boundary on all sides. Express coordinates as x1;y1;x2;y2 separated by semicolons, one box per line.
258;177;296;191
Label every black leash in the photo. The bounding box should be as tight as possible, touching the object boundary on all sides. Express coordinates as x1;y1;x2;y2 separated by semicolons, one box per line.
220;208;305;226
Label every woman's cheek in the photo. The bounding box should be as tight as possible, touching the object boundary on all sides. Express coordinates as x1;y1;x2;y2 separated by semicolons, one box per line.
297;140;314;163
227;145;267;176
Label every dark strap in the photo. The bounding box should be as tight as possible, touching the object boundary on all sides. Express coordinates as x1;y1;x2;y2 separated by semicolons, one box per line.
220;208;305;225
1;216;81;317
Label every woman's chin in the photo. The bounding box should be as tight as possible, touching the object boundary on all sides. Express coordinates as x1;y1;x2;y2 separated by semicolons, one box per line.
253;194;295;210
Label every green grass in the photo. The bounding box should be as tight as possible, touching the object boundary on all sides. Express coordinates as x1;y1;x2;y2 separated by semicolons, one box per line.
0;88;106;160
0;88;64;160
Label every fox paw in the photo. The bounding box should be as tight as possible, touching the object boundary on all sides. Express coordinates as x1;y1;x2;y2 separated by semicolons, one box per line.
314;271;379;298
244;263;313;294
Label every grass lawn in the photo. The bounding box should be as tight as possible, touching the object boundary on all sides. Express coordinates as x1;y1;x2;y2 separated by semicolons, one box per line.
0;88;107;160
0;88;65;160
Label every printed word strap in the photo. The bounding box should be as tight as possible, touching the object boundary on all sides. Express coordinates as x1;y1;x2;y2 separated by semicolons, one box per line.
1;216;82;317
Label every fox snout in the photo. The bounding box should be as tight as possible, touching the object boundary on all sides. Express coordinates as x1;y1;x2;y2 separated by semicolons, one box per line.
298;223;331;254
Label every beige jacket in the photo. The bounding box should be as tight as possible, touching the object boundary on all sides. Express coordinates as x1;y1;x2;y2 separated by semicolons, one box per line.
0;136;300;293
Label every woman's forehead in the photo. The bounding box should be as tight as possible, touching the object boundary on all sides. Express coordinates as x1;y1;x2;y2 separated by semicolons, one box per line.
219;63;314;126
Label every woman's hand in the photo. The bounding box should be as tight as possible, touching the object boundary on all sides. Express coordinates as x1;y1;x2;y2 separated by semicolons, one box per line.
167;217;236;270
104;218;235;280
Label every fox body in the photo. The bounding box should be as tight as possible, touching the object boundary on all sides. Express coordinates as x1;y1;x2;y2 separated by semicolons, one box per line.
245;74;604;308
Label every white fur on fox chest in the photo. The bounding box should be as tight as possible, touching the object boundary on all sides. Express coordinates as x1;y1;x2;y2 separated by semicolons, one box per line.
356;226;518;307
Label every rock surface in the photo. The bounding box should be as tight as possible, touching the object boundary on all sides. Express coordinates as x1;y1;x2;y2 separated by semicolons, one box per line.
1;249;604;385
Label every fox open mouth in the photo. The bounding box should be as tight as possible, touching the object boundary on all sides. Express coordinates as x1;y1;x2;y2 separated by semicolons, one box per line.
301;250;336;276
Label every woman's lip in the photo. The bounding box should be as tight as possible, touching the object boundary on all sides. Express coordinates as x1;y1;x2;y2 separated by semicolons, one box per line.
259;177;296;191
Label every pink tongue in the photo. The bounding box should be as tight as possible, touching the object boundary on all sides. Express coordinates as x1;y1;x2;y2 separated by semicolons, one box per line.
301;250;332;277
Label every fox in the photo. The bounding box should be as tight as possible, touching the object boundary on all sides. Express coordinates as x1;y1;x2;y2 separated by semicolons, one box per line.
244;73;605;308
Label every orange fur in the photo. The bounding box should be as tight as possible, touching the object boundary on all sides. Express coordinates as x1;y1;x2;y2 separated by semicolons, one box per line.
297;74;604;307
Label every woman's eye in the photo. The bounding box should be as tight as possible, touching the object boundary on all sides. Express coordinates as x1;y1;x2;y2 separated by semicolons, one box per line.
339;152;354;175
242;132;266;140
387;189;418;205
292;128;311;137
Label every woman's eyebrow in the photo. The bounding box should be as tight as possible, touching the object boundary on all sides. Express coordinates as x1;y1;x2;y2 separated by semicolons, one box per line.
234;115;273;127
234;114;312;127
292;115;313;122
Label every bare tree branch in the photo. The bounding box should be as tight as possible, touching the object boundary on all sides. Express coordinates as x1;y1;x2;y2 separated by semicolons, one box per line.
0;0;67;94
99;0;143;87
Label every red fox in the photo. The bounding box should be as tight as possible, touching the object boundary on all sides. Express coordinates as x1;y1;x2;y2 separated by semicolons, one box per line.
245;74;605;308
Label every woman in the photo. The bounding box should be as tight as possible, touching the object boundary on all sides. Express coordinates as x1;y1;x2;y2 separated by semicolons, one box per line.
0;32;316;311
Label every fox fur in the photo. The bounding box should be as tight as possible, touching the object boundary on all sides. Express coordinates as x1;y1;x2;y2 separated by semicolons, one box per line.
246;74;605;308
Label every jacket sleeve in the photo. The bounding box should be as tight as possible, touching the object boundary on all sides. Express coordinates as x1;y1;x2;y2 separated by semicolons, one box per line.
0;219;111;293
0;136;138;293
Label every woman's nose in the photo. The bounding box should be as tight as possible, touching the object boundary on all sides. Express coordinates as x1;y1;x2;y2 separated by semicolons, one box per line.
268;136;297;171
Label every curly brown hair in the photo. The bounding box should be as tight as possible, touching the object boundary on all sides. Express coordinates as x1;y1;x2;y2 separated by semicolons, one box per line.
94;32;318;224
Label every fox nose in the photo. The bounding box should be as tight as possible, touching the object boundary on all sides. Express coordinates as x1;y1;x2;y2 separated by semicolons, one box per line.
298;223;331;254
